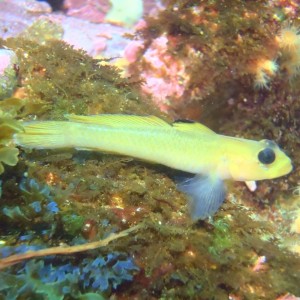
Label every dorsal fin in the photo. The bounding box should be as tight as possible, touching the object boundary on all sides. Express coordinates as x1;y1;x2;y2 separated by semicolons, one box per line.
172;119;215;134
65;114;170;128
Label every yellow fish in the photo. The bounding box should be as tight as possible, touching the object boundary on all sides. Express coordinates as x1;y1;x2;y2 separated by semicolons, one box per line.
14;114;293;220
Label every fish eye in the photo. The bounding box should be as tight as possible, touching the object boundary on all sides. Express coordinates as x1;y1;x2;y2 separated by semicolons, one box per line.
258;148;275;164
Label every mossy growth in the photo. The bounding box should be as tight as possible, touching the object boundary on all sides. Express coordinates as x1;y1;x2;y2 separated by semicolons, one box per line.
0;38;164;121
61;213;85;237
116;204;300;299
15;147;300;298
20;18;64;45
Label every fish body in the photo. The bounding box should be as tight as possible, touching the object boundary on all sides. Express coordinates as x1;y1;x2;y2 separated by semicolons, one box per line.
14;114;293;220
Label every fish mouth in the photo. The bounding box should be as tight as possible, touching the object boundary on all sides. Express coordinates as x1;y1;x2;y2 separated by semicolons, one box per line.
278;158;293;176
287;161;293;173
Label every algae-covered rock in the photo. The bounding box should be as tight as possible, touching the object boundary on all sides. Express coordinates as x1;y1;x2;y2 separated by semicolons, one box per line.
0;38;165;120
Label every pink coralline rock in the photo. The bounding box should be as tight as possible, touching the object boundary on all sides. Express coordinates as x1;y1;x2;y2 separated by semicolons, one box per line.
18;0;52;14
61;19;129;57
124;41;144;63
0;51;13;75
64;0;111;23
126;35;189;112
0;0;52;39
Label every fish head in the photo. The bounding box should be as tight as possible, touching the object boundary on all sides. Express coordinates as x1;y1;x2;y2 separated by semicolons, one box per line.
227;139;293;181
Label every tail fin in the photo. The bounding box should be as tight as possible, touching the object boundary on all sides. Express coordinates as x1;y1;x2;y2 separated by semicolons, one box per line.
14;121;70;149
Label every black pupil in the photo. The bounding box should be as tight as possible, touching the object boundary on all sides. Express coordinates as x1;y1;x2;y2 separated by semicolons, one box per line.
258;148;275;164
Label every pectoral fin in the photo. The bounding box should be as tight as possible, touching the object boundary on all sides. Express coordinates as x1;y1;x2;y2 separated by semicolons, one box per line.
177;174;226;220
245;181;257;192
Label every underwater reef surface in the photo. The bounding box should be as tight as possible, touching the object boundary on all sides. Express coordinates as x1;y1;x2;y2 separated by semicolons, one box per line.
0;1;299;299
0;0;130;58
125;0;300;118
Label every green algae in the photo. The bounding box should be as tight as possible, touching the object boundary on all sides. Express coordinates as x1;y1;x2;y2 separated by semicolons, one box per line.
61;213;85;237
0;107;23;175
20;18;64;45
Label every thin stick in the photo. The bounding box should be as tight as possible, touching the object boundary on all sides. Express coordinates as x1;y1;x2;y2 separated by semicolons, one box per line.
0;224;142;270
